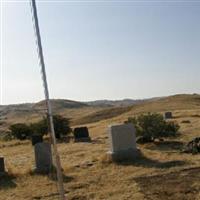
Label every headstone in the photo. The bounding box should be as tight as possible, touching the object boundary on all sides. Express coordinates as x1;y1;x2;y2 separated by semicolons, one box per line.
34;143;52;174
0;157;5;174
107;123;140;161
32;135;43;146
73;127;91;142
164;112;173;119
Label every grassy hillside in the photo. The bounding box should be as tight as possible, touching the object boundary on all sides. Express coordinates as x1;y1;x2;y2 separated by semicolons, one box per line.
0;94;200;199
0;94;199;133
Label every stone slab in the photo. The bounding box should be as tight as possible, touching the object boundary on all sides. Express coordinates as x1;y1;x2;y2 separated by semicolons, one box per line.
73;127;89;138
108;123;137;152
107;123;139;161
0;157;5;173
34;143;52;174
164;112;173;119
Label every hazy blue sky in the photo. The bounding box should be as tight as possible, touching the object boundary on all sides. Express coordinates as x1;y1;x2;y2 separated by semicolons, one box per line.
1;0;200;105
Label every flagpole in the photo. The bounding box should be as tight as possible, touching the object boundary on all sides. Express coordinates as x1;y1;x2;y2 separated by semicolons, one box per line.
30;1;66;199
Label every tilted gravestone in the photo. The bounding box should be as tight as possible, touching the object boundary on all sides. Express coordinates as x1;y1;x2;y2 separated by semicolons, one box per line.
107;123;140;161
73;127;91;142
34;143;52;174
164;112;173;119
32;135;43;146
0;157;5;174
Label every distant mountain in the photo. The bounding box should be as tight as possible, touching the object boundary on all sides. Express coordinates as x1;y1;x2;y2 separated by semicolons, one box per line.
0;98;145;113
33;99;88;110
85;99;146;107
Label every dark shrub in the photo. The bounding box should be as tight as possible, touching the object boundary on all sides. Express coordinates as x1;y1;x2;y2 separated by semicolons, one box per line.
30;118;48;136
9;115;71;140
9;123;33;140
31;115;71;139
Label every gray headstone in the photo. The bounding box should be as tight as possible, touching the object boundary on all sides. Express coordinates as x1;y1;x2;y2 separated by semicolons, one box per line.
0;157;5;173
34;143;52;174
32;135;43;146
107;123;140;161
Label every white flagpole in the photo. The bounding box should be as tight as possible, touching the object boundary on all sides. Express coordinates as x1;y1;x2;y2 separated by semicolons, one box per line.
30;1;66;199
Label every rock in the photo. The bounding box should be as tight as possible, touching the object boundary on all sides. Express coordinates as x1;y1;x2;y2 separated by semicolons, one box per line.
183;137;200;154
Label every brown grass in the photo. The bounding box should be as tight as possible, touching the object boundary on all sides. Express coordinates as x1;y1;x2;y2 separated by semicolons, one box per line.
0;94;200;199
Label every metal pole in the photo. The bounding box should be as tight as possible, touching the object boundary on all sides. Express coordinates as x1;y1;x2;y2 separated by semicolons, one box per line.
30;1;66;199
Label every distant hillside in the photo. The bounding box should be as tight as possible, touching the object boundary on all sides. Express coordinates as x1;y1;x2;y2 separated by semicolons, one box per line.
0;94;199;135
33;99;88;110
73;94;200;125
0;98;146;119
85;99;146;107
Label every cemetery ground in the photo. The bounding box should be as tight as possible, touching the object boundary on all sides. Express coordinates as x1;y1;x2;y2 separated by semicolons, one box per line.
1;94;200;200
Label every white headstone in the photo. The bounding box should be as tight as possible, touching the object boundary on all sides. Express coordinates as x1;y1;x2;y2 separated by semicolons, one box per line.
107;123;139;161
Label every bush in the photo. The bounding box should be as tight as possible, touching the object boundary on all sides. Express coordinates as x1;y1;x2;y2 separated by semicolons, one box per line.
30;118;48;136
127;113;180;143
31;115;71;139
9;123;33;140
9;115;71;140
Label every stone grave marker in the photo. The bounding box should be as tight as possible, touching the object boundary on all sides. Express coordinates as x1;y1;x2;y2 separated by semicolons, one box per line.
164;112;173;119
0;157;5;174
107;123;140;161
32;135;43;146
34;143;52;174
73;127;91;142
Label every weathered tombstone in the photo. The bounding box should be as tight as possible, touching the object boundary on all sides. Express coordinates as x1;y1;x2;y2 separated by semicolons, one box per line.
0;157;5;174
32;135;43;146
164;112;173;119
73;127;91;142
107;123;140;161
34;143;52;174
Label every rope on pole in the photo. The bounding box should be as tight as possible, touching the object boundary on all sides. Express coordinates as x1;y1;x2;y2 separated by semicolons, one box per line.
29;1;66;199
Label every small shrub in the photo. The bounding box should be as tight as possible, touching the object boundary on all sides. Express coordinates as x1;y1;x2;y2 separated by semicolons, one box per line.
127;113;180;143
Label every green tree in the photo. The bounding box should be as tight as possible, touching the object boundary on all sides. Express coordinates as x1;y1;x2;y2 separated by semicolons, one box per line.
127;113;180;143
31;115;71;139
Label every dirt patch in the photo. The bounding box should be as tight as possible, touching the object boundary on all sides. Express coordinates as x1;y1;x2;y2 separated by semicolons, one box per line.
135;167;200;200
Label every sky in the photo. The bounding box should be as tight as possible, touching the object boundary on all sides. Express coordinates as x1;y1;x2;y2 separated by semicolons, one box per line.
1;0;200;105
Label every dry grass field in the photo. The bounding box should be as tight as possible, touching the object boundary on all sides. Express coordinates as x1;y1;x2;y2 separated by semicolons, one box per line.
1;94;200;200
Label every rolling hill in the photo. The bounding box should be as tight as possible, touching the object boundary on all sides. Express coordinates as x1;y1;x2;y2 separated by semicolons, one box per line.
1;93;200;200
